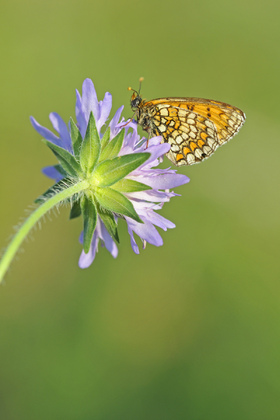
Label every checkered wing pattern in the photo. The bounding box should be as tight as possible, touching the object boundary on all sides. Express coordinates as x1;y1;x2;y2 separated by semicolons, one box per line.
140;98;246;166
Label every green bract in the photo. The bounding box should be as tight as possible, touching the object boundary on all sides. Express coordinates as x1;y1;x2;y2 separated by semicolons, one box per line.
41;112;150;254
80;113;101;175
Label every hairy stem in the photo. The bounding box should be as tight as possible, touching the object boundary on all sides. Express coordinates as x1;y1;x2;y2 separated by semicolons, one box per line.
0;180;89;283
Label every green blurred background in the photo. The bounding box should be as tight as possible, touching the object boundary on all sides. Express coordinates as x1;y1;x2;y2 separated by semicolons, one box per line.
0;0;280;418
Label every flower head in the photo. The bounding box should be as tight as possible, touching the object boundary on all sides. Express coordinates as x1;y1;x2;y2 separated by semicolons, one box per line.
31;78;189;268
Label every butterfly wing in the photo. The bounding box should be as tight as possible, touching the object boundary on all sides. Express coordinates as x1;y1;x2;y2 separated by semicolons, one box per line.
144;98;245;166
152;109;219;166
175;98;246;145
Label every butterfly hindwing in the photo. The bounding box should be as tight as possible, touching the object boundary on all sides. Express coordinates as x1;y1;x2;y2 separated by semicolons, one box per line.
133;95;246;166
151;104;219;166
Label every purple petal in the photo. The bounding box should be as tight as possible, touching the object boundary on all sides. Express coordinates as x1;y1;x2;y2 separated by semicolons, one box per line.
127;225;140;254
79;248;96;268
49;112;72;152
131;135;162;153
81;78;99;123
100;222;118;258
129;173;190;189
109;105;124;137
146;136;162;147
127;190;175;202
142;211;175;230
78;230;99;268
138;167;176;175
117;119;139;136
120;135;140;155
133;201;162;211
30;117;60;145
96;92;112;131
137;143;171;169
119;122;141;150
42;166;64;181
75;89;87;138
126;218;163;247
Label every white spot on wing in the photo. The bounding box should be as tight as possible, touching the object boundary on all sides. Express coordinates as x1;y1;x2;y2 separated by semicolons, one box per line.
203;145;212;155
176;135;184;144
187;153;195;164
181;132;189;140
159;108;169;117
178;109;185;117
195;148;203;158
190;125;198;133
207;137;217;149
205;120;214;129
172;130;179;139
207;127;215;137
157;104;170;110
171;144;180;152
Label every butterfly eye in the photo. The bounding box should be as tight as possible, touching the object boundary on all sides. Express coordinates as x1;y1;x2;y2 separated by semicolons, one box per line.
130;95;142;110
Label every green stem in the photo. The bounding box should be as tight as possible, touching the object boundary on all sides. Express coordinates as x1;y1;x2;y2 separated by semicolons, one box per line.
0;180;89;283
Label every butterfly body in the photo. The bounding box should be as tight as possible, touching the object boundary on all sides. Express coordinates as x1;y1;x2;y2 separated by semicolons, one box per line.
130;93;246;166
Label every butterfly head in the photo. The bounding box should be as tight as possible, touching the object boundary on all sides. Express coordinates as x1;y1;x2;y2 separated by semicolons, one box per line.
128;77;144;111
130;91;142;110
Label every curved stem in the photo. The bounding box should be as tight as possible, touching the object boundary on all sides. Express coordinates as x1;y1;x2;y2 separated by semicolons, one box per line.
0;180;89;283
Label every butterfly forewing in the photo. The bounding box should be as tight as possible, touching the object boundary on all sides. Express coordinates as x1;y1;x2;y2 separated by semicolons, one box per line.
136;96;245;166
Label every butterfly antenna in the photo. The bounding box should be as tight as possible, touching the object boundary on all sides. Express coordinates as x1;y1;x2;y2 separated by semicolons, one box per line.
128;77;144;96
123;78;144;129
128;86;138;94
138;77;144;95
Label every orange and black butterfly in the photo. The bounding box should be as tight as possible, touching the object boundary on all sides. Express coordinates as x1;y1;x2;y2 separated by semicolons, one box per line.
129;79;246;166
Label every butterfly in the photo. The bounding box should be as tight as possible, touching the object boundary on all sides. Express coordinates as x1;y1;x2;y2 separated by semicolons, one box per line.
129;79;246;166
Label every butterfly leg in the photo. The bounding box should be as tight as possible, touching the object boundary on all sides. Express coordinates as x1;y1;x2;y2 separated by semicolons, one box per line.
145;129;153;149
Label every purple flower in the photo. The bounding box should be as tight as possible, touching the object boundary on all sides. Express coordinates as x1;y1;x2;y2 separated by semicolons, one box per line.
31;78;190;268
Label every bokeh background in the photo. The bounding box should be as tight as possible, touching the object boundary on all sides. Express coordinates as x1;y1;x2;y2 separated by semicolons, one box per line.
1;0;280;418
